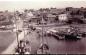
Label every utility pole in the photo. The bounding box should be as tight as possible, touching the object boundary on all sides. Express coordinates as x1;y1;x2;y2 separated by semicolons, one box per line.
14;10;19;44
23;20;25;38
41;12;46;54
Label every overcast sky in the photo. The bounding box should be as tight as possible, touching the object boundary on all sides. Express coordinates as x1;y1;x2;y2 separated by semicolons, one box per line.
0;0;86;11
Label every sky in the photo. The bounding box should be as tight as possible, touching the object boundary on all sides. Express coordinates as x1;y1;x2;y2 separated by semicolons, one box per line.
0;0;86;11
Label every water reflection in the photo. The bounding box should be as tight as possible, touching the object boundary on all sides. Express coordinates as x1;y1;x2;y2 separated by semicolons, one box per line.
48;37;86;54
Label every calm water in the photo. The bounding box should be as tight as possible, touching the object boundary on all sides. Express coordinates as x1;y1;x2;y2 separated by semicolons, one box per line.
44;25;86;54
25;30;86;54
45;37;86;54
20;24;86;54
25;25;86;54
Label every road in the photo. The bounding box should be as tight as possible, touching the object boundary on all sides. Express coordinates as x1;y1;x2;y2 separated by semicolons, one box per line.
1;17;25;54
24;24;86;54
1;30;29;54
0;31;16;53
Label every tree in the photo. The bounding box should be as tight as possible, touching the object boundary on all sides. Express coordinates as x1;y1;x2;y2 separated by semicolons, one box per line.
0;15;6;21
55;16;58;22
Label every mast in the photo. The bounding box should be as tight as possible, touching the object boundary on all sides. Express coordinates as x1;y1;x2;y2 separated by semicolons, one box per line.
42;14;44;53
14;10;19;44
41;12;46;53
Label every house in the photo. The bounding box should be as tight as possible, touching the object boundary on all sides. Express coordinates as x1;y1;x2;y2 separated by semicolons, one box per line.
79;8;86;18
29;16;41;24
47;14;56;23
25;11;34;19
65;7;73;11
58;13;69;22
22;11;36;23
50;8;64;15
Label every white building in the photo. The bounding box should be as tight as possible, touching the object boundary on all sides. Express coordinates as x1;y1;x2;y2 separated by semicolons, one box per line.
58;14;68;22
26;12;34;19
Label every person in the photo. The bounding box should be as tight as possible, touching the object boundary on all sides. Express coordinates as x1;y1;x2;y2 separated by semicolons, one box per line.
18;40;26;54
37;31;41;38
24;40;31;54
37;47;43;54
42;44;50;54
24;48;30;54
37;44;50;54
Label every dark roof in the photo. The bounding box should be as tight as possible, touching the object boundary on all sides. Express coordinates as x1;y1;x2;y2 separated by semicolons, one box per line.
47;14;56;18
